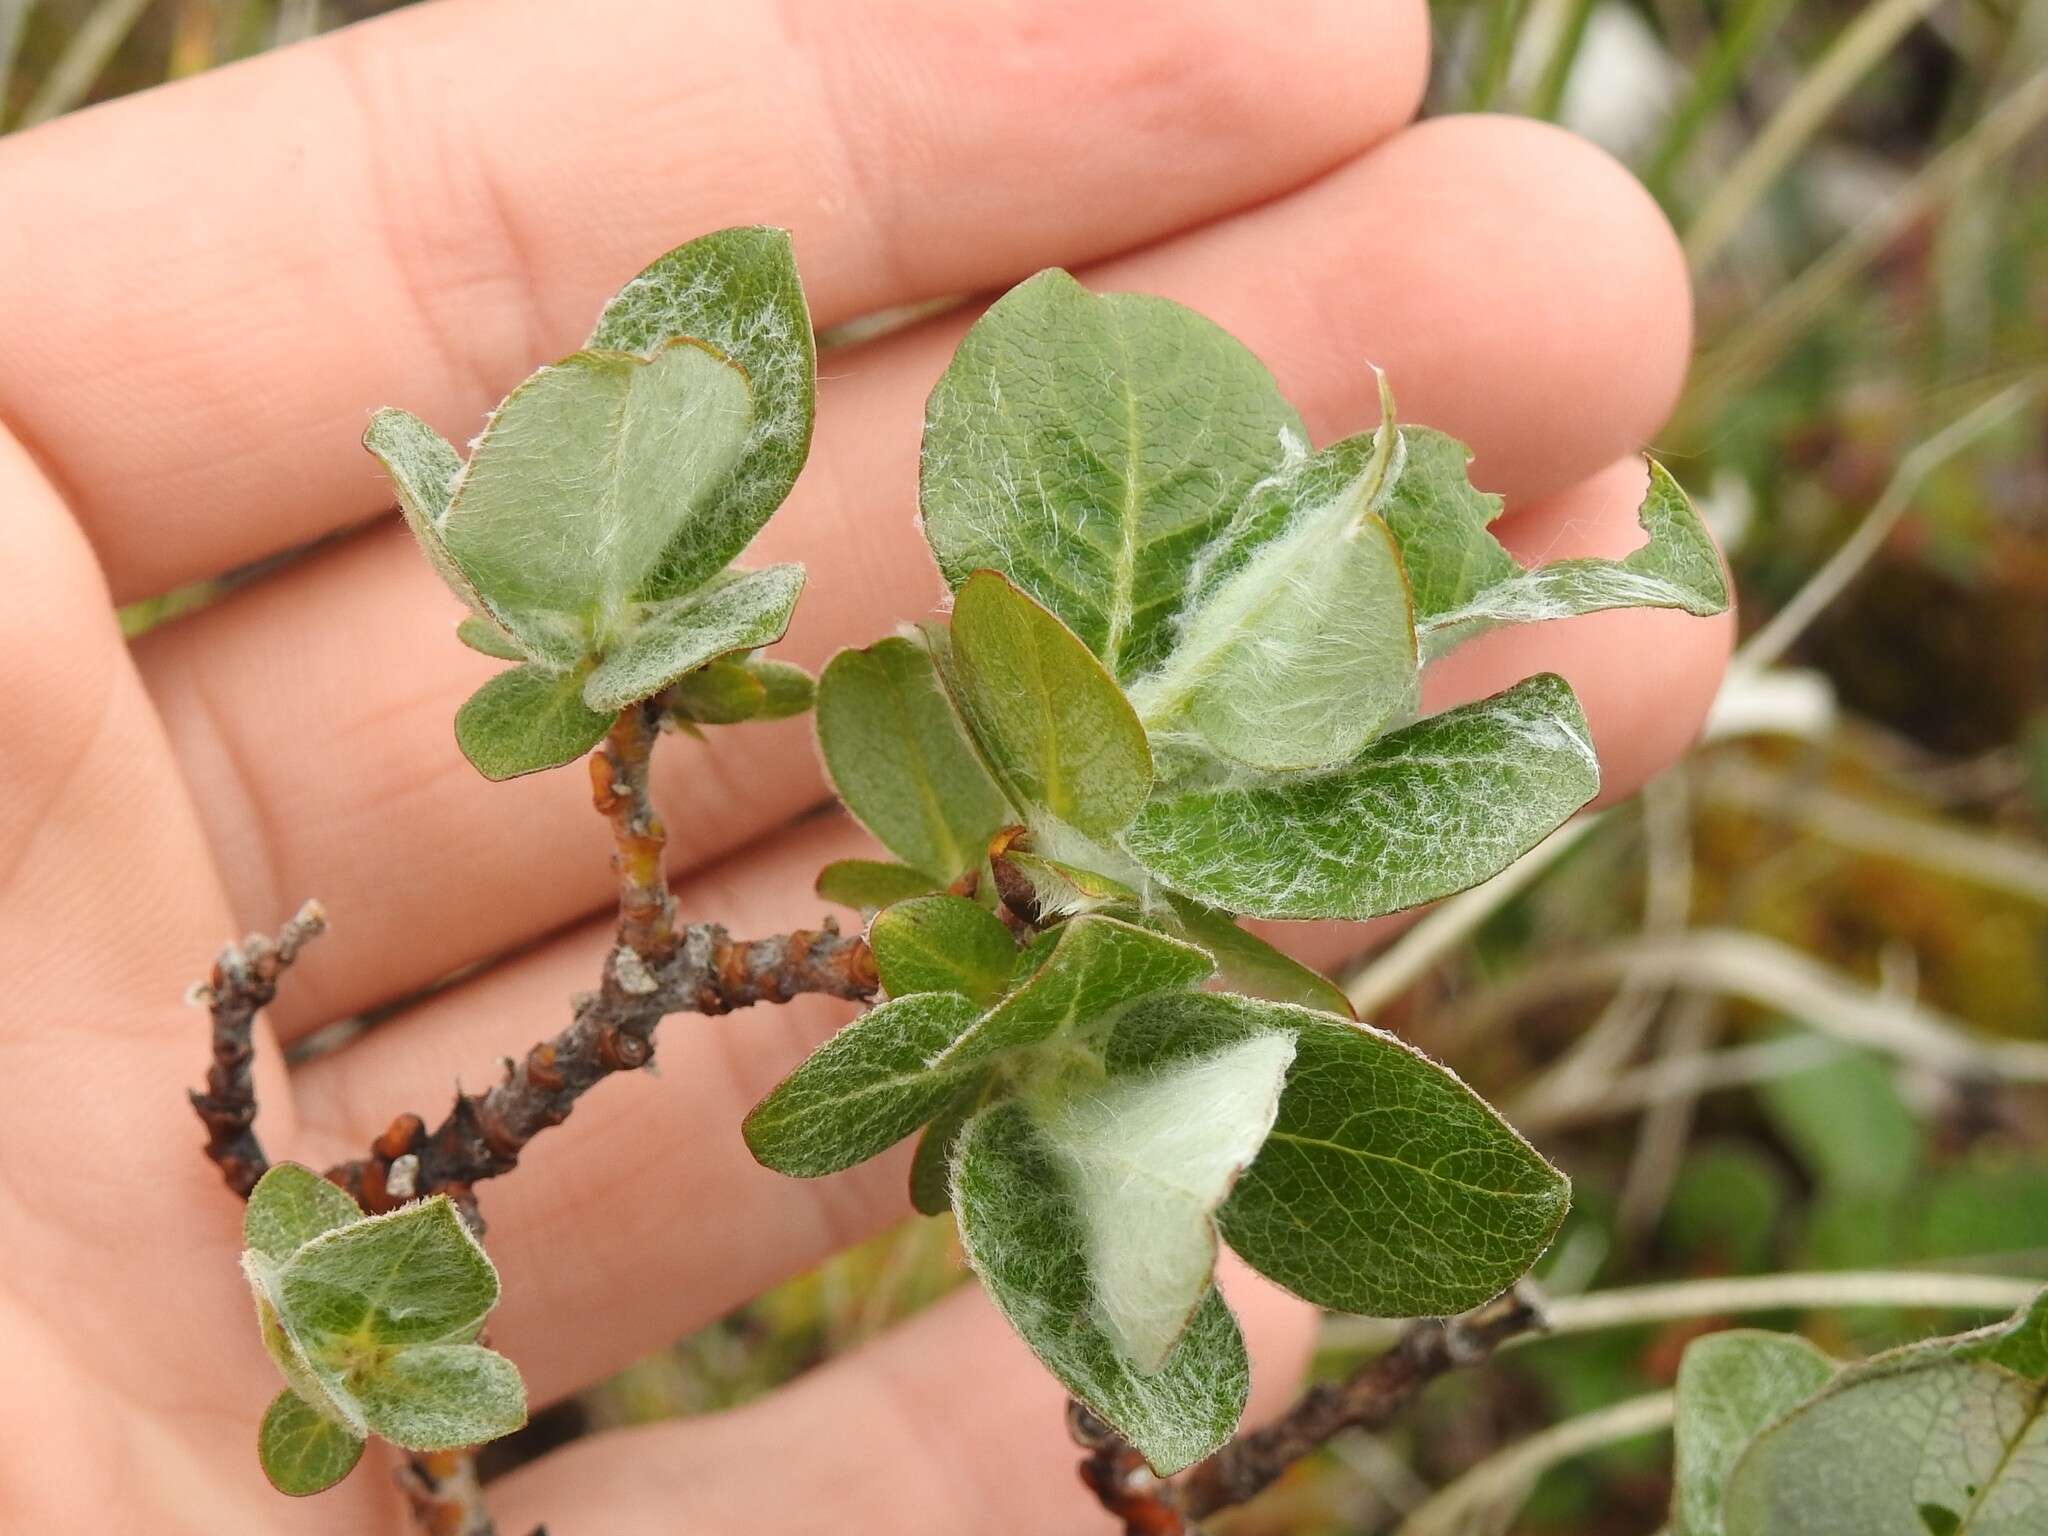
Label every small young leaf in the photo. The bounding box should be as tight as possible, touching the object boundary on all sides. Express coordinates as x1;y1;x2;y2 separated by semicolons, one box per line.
944;571;1152;840
586;226;816;601
939;914;1212;1071
816;859;942;914
743;992;984;1177
662;656;814;725
454;664;613;781
1129;381;1418;772
1156;897;1354;1017
1672;1331;1838;1536
582;563;805;712
816;636;1012;882
249;1289;358;1433
275;1195;499;1349
364;408;502;636
1108;992;1570;1317
454;613;529;662
920;268;1302;679
908;1077;990;1217
1376;425;1516;619
1034;1032;1296;1372
245;1162;363;1266
444;340;755;641
258;1390;365;1497
350;1344;529;1452
952;1100;1251;1473
1404;456;1729;658
1121;674;1600;921
664;657;768;724
995;848;1140;920
868;894;1017;1007
742;658;815;719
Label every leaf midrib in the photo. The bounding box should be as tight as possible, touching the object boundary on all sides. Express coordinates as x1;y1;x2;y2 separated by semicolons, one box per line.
1100;323;1143;676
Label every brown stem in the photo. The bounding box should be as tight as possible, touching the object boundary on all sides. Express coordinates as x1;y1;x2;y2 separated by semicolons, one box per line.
591;702;677;984
1076;1289;1544;1533
187;900;328;1196
325;704;878;1226
400;1449;544;1536
326;918;877;1224
192;706;875;1536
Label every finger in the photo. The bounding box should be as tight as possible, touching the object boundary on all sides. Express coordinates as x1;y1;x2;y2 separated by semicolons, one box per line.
139;112;1696;1035
1261;454;1736;978
0;427;324;1443
0;0;1428;602
489;1256;1319;1533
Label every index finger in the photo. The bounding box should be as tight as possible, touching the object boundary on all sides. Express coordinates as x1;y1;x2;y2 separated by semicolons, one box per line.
0;0;1428;602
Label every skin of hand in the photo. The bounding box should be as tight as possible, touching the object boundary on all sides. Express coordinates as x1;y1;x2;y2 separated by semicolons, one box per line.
0;1;1730;1530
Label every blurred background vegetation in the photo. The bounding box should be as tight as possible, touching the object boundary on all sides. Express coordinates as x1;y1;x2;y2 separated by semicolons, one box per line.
8;1;2044;1531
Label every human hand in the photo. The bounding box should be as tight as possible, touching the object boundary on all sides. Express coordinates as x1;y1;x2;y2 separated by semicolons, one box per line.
0;1;1728;1528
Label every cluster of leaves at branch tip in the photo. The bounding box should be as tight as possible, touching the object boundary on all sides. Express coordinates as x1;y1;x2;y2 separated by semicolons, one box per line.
763;270;1726;1471
367;226;820;780
1671;1286;2048;1536
240;1164;527;1496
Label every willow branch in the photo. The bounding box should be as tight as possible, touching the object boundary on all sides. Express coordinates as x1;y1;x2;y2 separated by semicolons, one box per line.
1076;1290;1544;1533
399;1449;535;1536
325;703;878;1225
187;899;329;1196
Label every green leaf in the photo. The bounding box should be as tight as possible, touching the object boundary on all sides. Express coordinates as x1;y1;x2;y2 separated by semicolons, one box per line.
944;570;1152;840
868;894;1018;1007
743;992;983;1177
364;407;500;632
743;658;815;719
258;1390;364;1497
661;656;814;725
953;1100;1252;1472
816;859;942;914
350;1344;528;1452
1723;1294;2048;1535
995;848;1140;920
664;657;768;724
454;613;529;662
1672;1331;1838;1536
249;1289;355;1430
454;663;613;781
1108;992;1570;1316
586;226;816;601
245;1163;363;1266
444;340;755;648
815;636;1012;882
939;914;1212;1071
275;1196;500;1350
920;268;1302;680
1156;896;1354;1016
1403;456;1729;659
1121;674;1600;921
908;1077;990;1217
582;563;805;712
1376;425;1516;619
1128;378;1419;772
1033;1032;1296;1371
